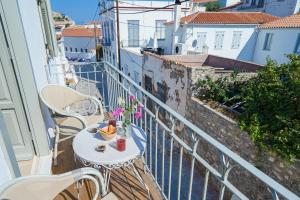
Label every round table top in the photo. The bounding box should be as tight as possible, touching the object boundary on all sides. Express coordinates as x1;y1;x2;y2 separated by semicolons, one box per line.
72;122;147;167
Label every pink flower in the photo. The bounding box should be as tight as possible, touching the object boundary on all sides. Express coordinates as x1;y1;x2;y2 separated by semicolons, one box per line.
134;111;142;119
129;95;135;101
112;107;124;117
137;104;142;112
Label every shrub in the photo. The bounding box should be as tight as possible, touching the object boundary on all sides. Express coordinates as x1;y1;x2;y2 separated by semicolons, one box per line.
205;2;220;12
193;55;300;161
240;55;300;161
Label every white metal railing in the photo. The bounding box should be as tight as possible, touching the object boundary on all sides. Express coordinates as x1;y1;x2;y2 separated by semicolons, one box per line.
66;61;299;200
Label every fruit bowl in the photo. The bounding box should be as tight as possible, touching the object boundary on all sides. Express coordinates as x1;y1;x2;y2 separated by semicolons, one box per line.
98;125;117;141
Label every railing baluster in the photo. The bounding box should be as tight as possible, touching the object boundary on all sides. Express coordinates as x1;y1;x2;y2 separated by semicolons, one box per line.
143;97;148;165
149;116;153;173
155;105;159;180
188;134;198;200
162;129;166;193
177;146;183;200
202;169;210;200
168;116;175;199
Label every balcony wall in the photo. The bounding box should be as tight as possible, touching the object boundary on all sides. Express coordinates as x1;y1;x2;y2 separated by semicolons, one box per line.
185;96;300;199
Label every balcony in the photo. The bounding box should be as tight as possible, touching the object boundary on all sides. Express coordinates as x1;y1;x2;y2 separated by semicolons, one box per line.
52;62;299;200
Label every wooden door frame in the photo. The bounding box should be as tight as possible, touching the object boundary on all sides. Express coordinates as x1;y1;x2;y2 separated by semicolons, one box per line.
0;0;50;157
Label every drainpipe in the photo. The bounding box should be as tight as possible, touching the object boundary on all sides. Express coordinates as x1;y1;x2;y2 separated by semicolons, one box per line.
171;1;181;54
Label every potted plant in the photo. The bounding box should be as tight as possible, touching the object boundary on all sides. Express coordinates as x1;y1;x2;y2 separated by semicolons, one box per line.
112;95;142;137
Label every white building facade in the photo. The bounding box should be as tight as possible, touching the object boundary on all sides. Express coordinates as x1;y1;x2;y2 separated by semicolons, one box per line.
226;0;300;17
63;27;102;61
253;14;300;64
163;12;278;62
100;0;190;67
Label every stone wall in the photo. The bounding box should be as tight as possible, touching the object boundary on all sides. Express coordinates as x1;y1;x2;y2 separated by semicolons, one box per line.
185;96;300;199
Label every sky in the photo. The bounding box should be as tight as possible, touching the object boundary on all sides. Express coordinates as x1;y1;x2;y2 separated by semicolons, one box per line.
50;0;99;25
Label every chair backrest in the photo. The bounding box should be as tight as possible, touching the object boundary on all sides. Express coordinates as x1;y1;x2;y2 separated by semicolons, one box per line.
0;175;75;200
0;167;105;200
40;84;85;113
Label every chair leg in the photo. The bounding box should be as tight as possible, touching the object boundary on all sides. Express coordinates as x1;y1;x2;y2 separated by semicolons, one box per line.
54;125;60;166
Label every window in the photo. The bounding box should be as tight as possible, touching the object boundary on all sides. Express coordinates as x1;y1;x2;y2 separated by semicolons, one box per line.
85;49;88;53
231;31;242;49
257;0;264;8
128;20;139;47
65;47;68;51
111;21;115;41
155;20;166;40
196;32;207;52
294;33;300;54
80;48;83;52
133;71;139;84
70;47;73;52
214;32;225;50
75;48;78;52
263;33;273;50
124;64;129;76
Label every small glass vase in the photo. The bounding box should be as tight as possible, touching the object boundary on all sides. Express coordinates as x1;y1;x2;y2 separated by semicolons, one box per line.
122;124;132;138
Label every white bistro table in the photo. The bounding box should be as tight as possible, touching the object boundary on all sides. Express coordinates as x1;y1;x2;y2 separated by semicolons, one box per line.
72;122;149;196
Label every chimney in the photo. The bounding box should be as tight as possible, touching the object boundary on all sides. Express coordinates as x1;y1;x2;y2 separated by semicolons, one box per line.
171;2;181;54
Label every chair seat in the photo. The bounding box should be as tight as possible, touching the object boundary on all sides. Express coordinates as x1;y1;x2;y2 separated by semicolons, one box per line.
57;114;104;136
102;192;118;200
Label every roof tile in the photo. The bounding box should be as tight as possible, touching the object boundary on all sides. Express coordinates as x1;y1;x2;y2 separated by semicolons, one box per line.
259;13;300;29
62;27;101;37
168;12;278;25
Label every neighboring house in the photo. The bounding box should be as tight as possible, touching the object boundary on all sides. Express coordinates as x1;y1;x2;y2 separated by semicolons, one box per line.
223;0;300;17
253;13;300;64
100;0;190;67
142;52;261;117
119;48;143;86
0;0;66;185
163;12;278;62
62;26;102;61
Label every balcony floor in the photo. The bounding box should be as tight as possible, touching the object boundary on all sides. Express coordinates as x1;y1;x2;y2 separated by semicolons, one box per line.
52;138;163;200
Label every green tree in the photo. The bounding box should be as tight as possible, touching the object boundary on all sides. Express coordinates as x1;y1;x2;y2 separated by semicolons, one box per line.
240;55;300;161
205;2;220;12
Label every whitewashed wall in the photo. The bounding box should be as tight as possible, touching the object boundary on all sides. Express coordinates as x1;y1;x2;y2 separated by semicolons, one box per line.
101;0;189;66
120;48;143;85
64;36;98;60
164;24;258;62
253;28;300;65
236;0;299;17
143;54;189;116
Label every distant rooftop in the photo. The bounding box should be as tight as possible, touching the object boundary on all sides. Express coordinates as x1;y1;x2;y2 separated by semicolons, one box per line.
62;27;101;37
259;13;300;29
145;52;262;72
166;12;278;25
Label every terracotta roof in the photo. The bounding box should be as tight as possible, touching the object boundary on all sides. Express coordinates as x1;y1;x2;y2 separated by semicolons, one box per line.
192;0;217;4
62;27;101;37
144;52;262;71
167;12;278;25
260;13;300;29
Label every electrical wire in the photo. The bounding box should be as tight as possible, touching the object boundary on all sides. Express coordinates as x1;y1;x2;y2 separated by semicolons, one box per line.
101;0;190;15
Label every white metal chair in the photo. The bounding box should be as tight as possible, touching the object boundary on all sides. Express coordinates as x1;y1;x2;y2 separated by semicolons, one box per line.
40;84;105;165
0;167;118;200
